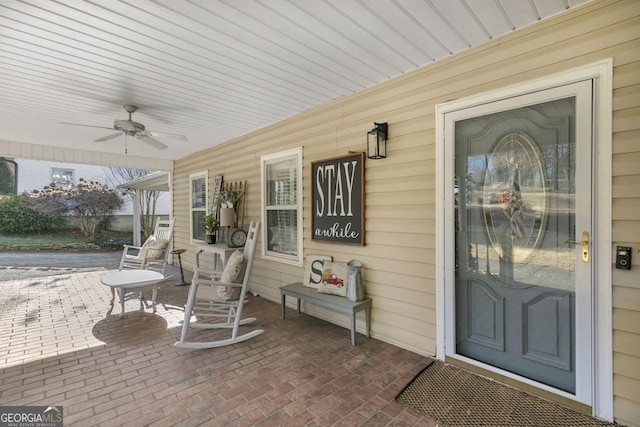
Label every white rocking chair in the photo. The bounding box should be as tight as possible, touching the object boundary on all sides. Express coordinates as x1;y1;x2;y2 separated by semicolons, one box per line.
119;218;175;274
175;221;262;349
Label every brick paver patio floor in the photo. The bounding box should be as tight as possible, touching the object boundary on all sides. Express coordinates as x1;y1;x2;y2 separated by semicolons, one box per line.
0;269;436;426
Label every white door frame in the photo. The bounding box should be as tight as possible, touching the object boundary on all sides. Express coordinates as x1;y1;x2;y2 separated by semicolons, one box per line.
435;59;613;420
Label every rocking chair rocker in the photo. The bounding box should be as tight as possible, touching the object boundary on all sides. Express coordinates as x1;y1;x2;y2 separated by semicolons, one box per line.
175;221;262;349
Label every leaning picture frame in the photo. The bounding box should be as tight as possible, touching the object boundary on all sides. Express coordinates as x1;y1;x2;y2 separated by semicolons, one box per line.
211;175;223;213
303;254;333;288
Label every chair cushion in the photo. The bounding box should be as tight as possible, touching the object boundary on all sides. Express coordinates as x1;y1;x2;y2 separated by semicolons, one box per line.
142;236;169;259
217;250;245;301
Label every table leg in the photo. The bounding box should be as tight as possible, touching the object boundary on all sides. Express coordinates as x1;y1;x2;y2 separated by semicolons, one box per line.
366;308;371;338
350;312;357;346
177;253;186;284
152;286;158;313
297;299;301;314
281;294;286;319
119;287;126;318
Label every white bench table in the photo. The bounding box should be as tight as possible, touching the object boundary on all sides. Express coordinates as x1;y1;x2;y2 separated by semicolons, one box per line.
280;282;371;346
101;269;165;318
194;243;238;271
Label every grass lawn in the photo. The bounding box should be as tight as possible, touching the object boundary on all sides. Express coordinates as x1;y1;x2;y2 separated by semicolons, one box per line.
0;229;132;250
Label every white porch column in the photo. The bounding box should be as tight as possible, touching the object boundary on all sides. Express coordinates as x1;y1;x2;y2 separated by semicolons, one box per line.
132;189;142;246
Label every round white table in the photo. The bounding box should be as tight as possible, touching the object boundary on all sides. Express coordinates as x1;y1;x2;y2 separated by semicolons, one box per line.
101;269;165;317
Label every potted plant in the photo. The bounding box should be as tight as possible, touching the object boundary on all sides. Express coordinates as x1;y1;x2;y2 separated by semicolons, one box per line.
203;213;218;244
215;190;239;209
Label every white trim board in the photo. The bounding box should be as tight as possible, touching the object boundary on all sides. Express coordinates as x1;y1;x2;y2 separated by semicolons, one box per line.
0;140;173;171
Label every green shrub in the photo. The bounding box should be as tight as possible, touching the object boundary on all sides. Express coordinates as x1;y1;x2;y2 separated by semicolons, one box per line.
0;195;66;234
28;179;124;240
93;230;132;249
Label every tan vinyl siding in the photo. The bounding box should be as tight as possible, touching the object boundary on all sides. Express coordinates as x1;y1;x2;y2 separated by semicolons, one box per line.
173;0;640;422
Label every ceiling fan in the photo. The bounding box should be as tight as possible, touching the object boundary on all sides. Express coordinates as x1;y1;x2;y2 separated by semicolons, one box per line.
60;105;188;150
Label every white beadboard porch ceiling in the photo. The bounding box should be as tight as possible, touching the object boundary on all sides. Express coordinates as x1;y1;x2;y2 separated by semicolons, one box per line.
0;0;590;162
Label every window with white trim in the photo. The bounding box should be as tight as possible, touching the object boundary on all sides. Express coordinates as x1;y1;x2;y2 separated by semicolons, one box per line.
51;168;74;187
190;171;208;243
261;148;303;266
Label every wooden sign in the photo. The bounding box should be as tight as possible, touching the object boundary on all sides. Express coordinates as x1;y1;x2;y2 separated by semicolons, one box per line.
303;255;332;288
311;152;365;245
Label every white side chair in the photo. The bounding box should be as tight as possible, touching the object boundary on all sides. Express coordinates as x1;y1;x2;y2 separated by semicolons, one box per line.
119;218;175;274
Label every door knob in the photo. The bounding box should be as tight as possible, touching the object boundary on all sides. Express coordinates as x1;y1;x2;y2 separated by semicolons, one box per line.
564;231;589;262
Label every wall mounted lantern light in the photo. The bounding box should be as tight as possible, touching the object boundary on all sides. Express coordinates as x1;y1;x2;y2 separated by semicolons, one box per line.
367;122;388;159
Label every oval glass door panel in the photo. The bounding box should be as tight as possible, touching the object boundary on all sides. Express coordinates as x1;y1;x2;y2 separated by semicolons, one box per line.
483;132;546;265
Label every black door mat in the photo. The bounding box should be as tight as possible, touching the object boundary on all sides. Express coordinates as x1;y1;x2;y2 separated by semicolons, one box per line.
396;360;617;426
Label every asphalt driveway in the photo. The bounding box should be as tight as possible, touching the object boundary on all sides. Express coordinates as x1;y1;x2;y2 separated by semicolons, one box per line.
0;251;124;282
0;251;122;269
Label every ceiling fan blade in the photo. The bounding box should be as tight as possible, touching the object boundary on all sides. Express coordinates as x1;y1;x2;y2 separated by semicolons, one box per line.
58;122;114;131
94;133;123;142
137;134;168;149
148;131;188;142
